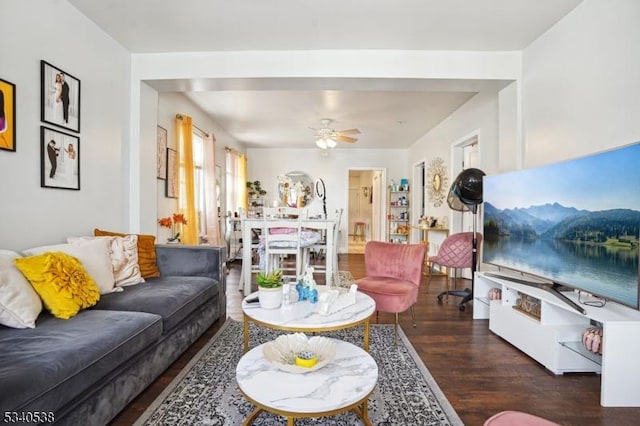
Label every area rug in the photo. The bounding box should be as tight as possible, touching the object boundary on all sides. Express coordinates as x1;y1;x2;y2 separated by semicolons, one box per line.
135;319;463;426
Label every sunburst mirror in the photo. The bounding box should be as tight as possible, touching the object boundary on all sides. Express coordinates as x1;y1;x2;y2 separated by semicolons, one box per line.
427;157;448;207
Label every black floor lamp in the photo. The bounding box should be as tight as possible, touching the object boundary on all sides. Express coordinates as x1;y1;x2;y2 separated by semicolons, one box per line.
439;168;485;310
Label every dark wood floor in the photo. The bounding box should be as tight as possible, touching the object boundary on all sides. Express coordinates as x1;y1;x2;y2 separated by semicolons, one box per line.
111;254;640;426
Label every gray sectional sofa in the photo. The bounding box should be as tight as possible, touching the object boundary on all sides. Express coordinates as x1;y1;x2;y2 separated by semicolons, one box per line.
0;245;226;426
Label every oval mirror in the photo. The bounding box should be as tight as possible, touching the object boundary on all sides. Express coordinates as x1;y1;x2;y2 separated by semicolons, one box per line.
278;171;314;207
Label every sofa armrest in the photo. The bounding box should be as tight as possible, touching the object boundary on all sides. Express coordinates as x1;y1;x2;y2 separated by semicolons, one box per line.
155;244;227;320
155;244;225;280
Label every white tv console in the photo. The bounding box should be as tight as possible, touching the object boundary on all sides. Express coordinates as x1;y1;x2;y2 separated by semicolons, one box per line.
473;271;640;407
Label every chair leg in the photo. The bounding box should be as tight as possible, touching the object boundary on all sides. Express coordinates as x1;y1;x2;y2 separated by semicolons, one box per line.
410;305;416;327
394;313;399;345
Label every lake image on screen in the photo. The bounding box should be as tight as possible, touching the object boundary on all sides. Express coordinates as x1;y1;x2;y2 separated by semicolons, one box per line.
482;143;640;308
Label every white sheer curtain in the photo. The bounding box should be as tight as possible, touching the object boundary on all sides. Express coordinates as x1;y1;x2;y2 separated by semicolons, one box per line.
203;133;222;245
225;147;247;215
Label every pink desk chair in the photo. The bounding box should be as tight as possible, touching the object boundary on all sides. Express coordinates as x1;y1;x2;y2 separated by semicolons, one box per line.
355;241;427;343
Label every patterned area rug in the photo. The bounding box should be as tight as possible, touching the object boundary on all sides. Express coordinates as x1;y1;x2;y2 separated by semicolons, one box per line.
135;319;463;426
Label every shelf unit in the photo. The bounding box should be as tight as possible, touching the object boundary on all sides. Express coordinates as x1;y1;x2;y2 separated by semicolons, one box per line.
387;184;410;244
247;197;265;218
474;271;640;407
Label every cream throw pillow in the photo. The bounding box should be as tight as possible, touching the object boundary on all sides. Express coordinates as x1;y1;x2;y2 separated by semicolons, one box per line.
68;235;144;287
0;253;43;328
23;239;117;295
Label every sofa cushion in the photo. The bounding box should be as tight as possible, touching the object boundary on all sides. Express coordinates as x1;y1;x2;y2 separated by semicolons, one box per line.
93;276;218;332
14;252;101;319
0;254;42;329
68;235;144;287
94;229;160;278
0;309;162;413
22;239;117;295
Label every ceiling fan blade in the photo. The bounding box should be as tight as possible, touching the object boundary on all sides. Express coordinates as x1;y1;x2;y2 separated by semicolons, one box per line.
336;128;360;135
335;135;358;143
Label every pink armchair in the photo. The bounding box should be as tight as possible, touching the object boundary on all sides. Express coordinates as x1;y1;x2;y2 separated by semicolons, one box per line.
355;241;427;343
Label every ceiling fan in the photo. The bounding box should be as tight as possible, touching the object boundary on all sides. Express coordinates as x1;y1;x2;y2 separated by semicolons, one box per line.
310;118;360;149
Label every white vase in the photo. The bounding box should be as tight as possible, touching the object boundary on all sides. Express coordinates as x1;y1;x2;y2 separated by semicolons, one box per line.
258;286;283;309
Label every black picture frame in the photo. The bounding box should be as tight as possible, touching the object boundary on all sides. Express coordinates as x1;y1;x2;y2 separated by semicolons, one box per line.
0;78;16;152
157;125;167;179
41;126;80;190
40;60;81;133
166;148;178;198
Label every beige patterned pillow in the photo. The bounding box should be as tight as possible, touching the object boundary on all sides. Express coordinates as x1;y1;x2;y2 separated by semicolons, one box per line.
68;236;144;287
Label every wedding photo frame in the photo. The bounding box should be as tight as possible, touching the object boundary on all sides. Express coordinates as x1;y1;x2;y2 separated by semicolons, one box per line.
41;60;81;133
157;125;167;179
166;148;178;198
0;78;16;152
41;126;80;190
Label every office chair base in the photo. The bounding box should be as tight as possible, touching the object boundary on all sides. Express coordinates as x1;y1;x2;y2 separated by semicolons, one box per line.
437;289;472;311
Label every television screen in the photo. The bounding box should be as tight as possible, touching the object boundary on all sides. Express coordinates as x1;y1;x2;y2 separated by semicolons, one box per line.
483;142;640;310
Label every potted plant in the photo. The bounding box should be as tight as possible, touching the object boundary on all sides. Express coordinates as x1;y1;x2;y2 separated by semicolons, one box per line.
246;180;267;198
256;269;283;309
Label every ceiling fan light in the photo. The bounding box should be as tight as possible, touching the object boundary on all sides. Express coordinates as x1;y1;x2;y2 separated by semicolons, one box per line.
326;138;337;148
316;139;328;149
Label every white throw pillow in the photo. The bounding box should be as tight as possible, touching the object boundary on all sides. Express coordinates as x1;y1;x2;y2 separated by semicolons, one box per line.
0;254;43;328
68;235;144;287
23;239;117;295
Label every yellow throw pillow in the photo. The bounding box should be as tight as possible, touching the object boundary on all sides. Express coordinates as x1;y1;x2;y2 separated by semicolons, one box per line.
94;229;160;278
14;252;101;319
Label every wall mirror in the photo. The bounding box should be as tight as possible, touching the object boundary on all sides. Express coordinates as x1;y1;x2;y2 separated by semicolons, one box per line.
278;171;313;207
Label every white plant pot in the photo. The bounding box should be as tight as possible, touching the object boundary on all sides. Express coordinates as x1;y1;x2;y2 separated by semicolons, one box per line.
258;286;283;309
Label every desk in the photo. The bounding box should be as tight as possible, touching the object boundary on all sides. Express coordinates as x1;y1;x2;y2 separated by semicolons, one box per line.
241;217;336;294
412;225;449;276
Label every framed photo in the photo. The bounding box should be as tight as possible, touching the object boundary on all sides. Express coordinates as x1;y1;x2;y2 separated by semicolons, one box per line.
0;78;16;152
166;148;178;198
157;125;167;179
41;60;81;133
41;126;80;190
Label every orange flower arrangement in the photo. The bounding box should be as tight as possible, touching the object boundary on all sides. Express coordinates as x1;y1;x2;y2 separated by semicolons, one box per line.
158;213;188;242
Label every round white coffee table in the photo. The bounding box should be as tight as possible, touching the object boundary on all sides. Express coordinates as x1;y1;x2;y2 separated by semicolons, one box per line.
242;285;376;352
236;338;378;425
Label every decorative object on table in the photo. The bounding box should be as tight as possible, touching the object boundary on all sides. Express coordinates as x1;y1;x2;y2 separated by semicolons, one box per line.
40;126;80;190
488;287;502;300
40;60;80;133
256;269;284;309
296;266;318;303
336;270;355;289
262;332;336;373
165;148;178;198
315;178;327;218
427;157;448;207
156;126;167;179
158;213;188;243
0;77;16;152
514;292;541;320
582;326;603;355
318;284;358;316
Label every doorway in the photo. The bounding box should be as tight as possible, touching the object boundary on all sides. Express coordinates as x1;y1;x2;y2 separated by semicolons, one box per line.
347;168;385;253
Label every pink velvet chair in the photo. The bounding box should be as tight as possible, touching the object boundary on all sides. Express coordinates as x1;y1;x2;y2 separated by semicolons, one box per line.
483;411;560;426
355;241;427;343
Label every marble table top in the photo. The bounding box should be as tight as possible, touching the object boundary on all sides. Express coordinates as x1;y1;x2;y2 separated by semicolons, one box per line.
236;338;378;415
242;286;376;330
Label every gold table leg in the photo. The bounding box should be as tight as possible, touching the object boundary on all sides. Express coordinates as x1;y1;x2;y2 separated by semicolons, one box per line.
243;314;250;353
242;407;262;425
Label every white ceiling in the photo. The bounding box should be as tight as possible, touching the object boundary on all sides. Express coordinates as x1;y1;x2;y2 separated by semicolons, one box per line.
68;0;583;149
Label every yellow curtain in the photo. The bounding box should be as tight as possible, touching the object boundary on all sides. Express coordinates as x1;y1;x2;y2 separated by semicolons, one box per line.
239;153;248;212
203;132;222;245
175;114;198;245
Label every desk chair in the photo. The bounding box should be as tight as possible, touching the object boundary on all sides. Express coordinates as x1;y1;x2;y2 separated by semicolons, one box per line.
427;232;483;311
355;241;427;343
238;207;262;292
262;208;307;280
305;208;343;275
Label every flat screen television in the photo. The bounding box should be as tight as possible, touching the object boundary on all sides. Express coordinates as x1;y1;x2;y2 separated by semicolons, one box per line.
482;142;640;311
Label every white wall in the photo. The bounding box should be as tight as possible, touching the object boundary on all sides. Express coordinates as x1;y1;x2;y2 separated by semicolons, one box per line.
0;0;130;250
522;0;640;166
245;148;406;252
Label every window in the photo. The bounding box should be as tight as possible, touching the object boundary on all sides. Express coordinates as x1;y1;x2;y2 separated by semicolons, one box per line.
225;148;246;216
